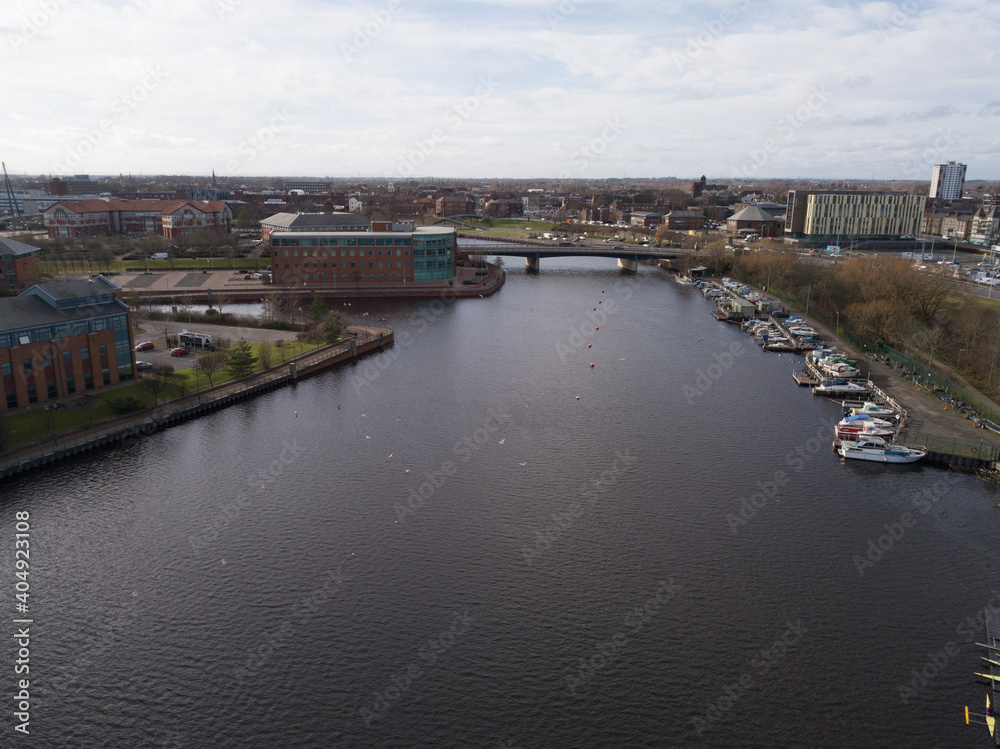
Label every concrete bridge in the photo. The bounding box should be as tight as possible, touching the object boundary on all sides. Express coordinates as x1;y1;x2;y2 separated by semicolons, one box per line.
458;238;671;272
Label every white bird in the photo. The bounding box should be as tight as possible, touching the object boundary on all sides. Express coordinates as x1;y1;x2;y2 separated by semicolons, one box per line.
260;485;265;491
221;559;227;565
499;439;505;444
519;462;528;466
366;436;371;439
388;453;393;458
294;410;298;418
405;469;410;473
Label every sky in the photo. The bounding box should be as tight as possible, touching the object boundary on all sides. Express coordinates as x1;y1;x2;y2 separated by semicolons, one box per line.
4;0;1000;181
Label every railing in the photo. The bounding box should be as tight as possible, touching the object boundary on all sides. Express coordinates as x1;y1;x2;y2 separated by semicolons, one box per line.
896;427;1000;463
0;329;392;476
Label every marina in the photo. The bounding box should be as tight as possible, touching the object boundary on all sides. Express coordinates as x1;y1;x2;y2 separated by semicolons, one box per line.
695;273;1000;470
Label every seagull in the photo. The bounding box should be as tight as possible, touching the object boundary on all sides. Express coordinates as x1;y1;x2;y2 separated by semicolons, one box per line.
294;410;298;418
405;469;410;473
499;439;505;444
388;453;393;458
519;462;528;466
366;436;371;439
221;559;227;565
260;485;265;491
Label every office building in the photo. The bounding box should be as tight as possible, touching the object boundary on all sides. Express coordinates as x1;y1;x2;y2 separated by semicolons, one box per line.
785;191;926;241
0;276;134;412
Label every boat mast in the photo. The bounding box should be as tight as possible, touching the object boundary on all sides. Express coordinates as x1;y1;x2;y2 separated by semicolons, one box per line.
2;162;20;219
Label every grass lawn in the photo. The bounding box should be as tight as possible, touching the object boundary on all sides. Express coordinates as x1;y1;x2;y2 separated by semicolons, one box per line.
2;340;321;451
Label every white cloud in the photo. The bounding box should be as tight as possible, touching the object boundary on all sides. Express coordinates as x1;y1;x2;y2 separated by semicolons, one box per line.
4;0;999;178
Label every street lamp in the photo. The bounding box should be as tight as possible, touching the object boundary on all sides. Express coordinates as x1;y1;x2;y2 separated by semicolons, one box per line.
958;348;966;371
44;405;57;446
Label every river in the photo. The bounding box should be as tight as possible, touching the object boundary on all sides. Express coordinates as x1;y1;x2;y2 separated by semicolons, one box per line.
3;256;1000;748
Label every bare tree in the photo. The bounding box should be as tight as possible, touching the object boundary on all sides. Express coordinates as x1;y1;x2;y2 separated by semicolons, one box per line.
195;351;228;387
257;342;273;369
139;365;176;405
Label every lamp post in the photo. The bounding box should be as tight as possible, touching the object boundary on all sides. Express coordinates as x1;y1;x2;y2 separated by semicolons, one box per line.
958;348;966;372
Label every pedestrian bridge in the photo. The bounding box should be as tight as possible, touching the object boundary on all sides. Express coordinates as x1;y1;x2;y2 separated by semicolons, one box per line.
458;240;670;272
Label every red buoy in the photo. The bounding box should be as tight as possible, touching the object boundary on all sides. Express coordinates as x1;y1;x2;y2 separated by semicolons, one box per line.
587;344;592;348
593;307;596;310
595;326;599;330
590;363;595;367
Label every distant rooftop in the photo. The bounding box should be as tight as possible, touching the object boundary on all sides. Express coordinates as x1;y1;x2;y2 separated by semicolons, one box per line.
0;236;40;257
260;212;370;230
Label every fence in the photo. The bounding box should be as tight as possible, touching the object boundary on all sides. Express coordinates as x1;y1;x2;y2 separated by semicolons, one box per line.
895;427;1000;463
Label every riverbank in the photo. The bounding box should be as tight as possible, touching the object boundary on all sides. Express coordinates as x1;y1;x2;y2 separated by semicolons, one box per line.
107;262;505;305
0;327;393;479
739;282;1000;466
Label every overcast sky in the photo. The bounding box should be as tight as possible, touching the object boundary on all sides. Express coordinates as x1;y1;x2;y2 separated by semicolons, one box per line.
5;0;999;181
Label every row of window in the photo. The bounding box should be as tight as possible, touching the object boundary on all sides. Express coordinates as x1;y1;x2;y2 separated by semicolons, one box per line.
282;273;412;282
282;261;409;270
277;248;411;258
273;237;412;248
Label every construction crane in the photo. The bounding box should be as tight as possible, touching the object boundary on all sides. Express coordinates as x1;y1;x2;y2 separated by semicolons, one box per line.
2;162;20;219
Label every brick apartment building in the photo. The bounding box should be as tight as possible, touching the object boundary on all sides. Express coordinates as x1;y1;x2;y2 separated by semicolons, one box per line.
0;276;135;412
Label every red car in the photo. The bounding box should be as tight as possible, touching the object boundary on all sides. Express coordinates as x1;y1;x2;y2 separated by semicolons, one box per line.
170;347;190;357
243;273;253;279
135;341;154;351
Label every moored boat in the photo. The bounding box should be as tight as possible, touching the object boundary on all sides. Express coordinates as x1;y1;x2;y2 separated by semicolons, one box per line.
836;436;925;463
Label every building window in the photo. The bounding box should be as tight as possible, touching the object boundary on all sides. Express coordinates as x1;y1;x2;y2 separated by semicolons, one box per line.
5;391;16;408
84;372;93;389
102;369;110;385
0;363;10;377
23;359;33;372
46;381;57;398
81;347;90;361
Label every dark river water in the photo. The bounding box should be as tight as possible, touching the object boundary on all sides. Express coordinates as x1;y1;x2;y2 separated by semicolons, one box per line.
4;256;1000;748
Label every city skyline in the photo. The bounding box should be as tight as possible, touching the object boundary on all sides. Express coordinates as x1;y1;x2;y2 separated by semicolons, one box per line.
6;0;1000;180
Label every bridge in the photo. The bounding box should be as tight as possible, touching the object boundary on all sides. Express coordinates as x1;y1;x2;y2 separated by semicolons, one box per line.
457;236;672;272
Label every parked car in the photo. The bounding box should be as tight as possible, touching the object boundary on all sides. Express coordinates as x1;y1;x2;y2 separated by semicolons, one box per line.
243;273;253;279
170;347;190;357
135;360;153;371
135;341;154;351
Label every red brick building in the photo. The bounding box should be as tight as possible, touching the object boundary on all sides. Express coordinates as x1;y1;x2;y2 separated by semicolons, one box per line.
663;210;706;230
43;200;232;239
0;237;40;291
0;277;135;412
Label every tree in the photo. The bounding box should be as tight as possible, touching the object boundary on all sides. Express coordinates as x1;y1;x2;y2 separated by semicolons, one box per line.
324;311;343;344
307;295;328;326
257;342;273;369
227;339;258;378
274;339;287;363
139;365;176;405
195;351;227;387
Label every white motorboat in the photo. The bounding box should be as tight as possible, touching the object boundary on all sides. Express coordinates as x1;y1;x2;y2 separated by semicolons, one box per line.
837;436;926;464
835;414;896;440
820;361;863;378
814;379;869;395
850;401;896;418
